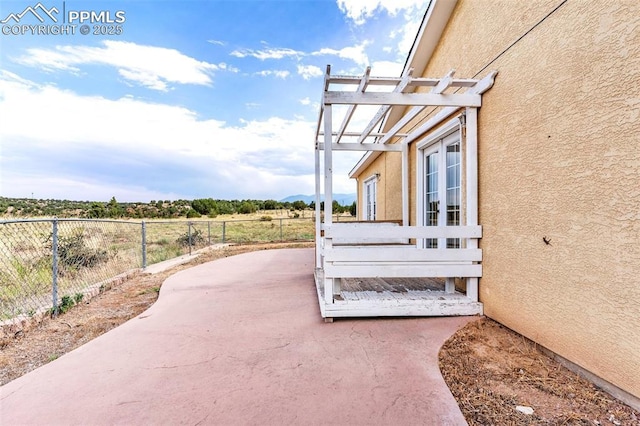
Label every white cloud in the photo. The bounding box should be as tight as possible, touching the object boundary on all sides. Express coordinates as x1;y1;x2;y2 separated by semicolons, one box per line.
255;70;290;79
0;172;186;203
297;64;324;80
230;41;372;70
370;60;403;77
396;11;423;56
312;41;370;68
13;40;224;91
336;0;427;61
207;39;226;46
299;97;320;112
0;72;357;200
217;62;239;73
337;0;427;25
230;47;302;60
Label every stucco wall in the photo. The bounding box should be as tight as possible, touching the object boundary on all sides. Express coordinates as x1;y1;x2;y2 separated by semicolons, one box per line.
415;0;640;398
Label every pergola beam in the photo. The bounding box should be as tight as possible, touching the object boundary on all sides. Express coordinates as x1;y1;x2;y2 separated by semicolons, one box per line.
327;76;478;88
360;70;455;146
376;106;425;145
431;69;455;94
324;91;481;107
335;67;371;145
316;143;403;152
319;131;409;138
314;65;332;144
356;68;414;144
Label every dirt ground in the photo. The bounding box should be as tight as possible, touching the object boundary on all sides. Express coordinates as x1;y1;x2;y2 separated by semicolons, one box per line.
439;318;639;425
1;242;638;425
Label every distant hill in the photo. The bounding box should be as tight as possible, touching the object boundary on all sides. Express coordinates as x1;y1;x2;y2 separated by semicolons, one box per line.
280;193;356;205
0;195;357;219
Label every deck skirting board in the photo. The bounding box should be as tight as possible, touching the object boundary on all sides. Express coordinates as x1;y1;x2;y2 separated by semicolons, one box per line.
314;270;483;318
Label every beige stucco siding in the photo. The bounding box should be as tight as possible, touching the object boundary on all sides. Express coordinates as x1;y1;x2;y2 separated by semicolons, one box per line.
413;0;640;397
356;151;403;221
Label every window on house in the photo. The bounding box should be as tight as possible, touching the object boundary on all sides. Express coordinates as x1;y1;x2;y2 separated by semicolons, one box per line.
364;176;377;221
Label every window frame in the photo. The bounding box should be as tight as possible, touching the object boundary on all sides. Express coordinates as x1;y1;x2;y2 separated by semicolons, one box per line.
362;175;378;221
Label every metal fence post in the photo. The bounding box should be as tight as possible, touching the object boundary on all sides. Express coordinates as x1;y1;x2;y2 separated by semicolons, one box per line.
141;220;147;269
222;221;226;243
188;222;192;256
208;221;211;245
280;218;283;241
51;218;59;316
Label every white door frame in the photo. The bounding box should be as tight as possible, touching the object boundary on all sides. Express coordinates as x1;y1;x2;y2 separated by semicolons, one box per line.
416;118;462;248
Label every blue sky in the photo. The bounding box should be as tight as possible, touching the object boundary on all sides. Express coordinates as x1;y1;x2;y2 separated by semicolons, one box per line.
0;0;427;202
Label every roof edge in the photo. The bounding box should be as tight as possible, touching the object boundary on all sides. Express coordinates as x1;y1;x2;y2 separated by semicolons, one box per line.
402;0;458;82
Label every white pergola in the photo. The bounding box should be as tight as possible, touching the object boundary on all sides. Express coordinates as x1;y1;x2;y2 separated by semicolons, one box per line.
314;65;496;319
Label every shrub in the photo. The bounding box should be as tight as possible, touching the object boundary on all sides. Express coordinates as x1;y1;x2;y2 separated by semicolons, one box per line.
58;295;75;314
49;228;109;271
176;229;205;247
349;201;357;216
237;201;257;214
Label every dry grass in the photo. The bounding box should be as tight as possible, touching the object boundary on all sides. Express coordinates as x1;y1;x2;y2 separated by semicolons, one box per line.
439;318;640;425
0;213;335;322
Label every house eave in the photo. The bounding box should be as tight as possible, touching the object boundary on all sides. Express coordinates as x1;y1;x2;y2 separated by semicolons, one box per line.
349;0;458;179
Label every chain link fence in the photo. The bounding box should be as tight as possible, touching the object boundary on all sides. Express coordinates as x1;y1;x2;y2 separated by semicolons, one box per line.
0;219;142;328
0;216;328;330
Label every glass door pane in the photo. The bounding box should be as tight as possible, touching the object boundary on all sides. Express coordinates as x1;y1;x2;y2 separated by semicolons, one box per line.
424;151;439;248
446;142;460;248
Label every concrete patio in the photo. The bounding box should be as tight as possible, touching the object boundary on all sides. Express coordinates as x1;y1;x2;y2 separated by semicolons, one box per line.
0;248;473;425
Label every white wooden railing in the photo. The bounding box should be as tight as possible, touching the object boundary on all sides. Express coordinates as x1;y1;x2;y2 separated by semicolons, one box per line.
322;222;482;280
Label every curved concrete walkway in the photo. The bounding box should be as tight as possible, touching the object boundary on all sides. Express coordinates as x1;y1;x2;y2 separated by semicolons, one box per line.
1;248;472;425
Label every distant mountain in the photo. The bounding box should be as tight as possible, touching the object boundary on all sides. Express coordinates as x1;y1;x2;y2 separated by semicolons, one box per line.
280;193;356;206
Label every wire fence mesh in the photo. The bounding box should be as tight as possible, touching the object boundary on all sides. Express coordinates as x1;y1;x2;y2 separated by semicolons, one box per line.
0;219;142;326
0;216;327;329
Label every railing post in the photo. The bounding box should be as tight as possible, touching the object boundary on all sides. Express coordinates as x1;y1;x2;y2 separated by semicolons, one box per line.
141;220;147;269
51;218;59;316
222;221;226;243
208;221;211;245
279;218;283;241
188;221;192;256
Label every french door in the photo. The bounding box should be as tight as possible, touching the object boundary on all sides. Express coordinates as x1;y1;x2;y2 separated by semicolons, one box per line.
421;131;461;248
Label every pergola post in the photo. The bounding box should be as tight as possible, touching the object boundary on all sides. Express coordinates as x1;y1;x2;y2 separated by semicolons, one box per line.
314;145;321;267
323;103;335;304
402;142;409;227
465;106;479;302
